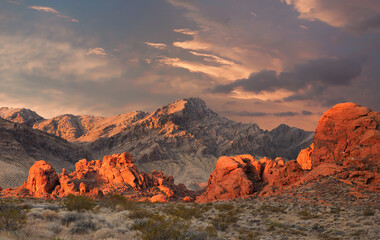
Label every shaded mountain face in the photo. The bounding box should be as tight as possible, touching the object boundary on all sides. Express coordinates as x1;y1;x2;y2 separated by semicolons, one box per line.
0;118;91;188
0;98;313;189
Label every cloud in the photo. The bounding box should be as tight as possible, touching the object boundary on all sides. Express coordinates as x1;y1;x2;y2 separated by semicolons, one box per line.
221;110;312;117
86;48;107;56
301;110;313;116
145;42;167;50
284;0;380;31
273;111;299;117
211;57;362;104
29;6;79;22
173;40;211;51
0;35;122;83
250;11;257;17
188;51;234;66
157;56;249;80
174;28;197;35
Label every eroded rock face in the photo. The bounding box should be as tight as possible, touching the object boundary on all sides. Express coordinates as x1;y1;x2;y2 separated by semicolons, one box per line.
23;160;59;198
296;143;314;170
196;155;304;202
1;153;193;202
312;103;380;169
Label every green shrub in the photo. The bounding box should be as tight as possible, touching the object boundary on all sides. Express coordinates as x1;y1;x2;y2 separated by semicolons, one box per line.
210;209;239;231
298;209;319;220
133;215;188;240
362;208;375;216
70;219;96;234
0;199;27;232
259;204;286;213
62;195;96;212
329;208;341;214
61;212;85;227
128;209;155;219
214;203;234;212
165;204;210;220
99;193;138;210
133;213;218;240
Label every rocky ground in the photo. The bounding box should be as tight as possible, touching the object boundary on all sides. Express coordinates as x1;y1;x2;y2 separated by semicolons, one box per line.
0;190;378;240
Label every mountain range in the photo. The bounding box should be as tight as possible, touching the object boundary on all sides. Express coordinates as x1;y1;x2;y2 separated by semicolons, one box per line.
0;98;313;189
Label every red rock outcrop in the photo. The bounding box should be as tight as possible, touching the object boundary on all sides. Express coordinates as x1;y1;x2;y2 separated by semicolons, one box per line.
196;155;304;202
197;103;379;202
24;160;60;198
312;103;379;168
296;143;313;170
1;153;193;202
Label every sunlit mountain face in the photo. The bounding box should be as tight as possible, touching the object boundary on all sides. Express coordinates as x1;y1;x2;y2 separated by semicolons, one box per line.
0;0;379;131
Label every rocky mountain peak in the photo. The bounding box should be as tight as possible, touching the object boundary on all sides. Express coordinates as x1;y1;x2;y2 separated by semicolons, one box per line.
150;98;217;123
0;107;44;126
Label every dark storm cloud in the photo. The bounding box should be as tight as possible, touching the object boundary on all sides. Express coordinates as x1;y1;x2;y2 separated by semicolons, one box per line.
211;57;363;103
351;14;380;32
273;111;299;117
221;110;268;117
301;110;313;116
222;110;313;118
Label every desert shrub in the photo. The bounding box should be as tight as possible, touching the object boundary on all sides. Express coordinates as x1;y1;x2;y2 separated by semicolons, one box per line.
210;209;239;231
61;212;85;226
259;204;286;213
94;228;115;239
41;209;60;221
63;195;96;212
0;199;27;232
362;208;375;216
48;222;63;234
128;209;156;219
214;203;234;211
133;215;215;240
329;208;341;214
311;223;325;232
166;204;209;220
265;219;286;231
298;209;319;220
99;194;138;210
238;229;262;240
70;219;96;234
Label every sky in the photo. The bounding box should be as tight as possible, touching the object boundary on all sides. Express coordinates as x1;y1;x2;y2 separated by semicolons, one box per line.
0;0;379;131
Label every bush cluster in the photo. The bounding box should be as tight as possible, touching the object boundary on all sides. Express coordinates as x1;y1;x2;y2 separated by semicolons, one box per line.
62;195;96;212
0;199;28;232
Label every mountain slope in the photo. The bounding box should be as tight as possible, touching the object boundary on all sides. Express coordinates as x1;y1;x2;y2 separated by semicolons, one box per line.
0;107;44;126
0;118;90;188
1;98;313;189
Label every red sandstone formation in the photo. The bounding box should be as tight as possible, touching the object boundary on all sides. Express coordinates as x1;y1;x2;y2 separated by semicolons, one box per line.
1;102;378;203
1;153;193;202
24;160;60;198
196;155;304;202
296;143;313;170
312;103;379;168
197;102;379;202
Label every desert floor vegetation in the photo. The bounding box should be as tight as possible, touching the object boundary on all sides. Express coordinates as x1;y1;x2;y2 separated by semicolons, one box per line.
0;195;378;240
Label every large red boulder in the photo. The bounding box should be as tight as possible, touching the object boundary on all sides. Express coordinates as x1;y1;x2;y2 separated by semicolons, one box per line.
312;103;380;169
296;144;314;170
196;155;262;202
24;160;59;198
